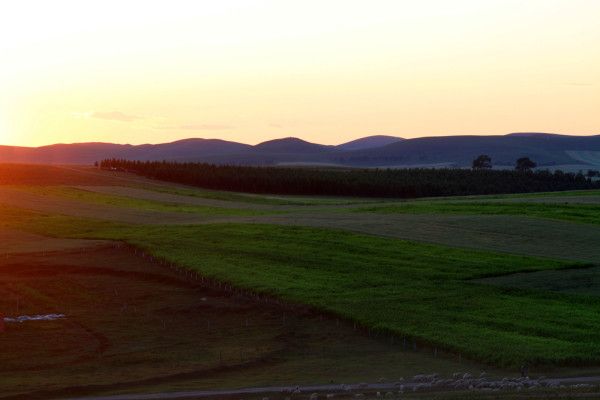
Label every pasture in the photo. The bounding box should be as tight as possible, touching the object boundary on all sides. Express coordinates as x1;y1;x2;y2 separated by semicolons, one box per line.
476;266;600;297
0;230;490;399
1;164;600;398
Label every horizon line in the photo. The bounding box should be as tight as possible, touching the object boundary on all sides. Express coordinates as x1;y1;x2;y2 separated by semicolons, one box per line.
2;131;600;148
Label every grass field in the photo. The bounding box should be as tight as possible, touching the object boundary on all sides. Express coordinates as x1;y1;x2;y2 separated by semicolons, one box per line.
54;222;600;366
0;231;496;399
143;183;379;206
476;266;600;297
21;186;268;216
2;165;600;398
355;200;600;225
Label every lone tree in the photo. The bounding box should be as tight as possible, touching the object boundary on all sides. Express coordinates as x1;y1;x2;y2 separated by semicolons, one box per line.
515;157;536;172
472;154;492;170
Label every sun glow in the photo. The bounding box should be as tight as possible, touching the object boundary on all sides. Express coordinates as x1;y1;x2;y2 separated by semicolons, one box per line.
1;0;599;147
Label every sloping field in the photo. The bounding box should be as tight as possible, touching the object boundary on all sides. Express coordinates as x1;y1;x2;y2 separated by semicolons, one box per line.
3;164;600;397
0;241;489;399
476;266;600;297
4;185;599;263
0;186;264;225
73;185;289;211
356;200;600;225
111;223;598;367
73;185;372;210
244;213;600;263
0;227;106;255
6;204;597;366
479;195;600;204
0;165;124;186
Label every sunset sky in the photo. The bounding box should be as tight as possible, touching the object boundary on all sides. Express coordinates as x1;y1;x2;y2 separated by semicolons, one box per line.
1;0;599;147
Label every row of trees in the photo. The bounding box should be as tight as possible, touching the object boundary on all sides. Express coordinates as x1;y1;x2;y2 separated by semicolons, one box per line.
472;155;537;171
100;159;599;199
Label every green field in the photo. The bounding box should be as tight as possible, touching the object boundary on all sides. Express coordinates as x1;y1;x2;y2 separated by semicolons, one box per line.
9;214;598;367
355;199;600;225
2;165;600;398
476;266;600;296
18;186;269;216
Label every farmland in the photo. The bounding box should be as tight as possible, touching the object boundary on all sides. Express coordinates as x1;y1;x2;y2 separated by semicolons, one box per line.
5;243;489;399
355;198;600;225
1;164;600;399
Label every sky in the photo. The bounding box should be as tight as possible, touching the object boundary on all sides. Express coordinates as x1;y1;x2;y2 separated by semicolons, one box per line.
1;0;599;147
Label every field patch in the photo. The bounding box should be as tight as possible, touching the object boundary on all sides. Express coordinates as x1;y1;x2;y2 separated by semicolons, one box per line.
0;244;489;398
74;185;298;210
107;223;600;367
476;266;600;297
141;184;376;206
0;165;124;186
6;205;600;367
0;186;266;225
244;213;600;263
355;200;600;225
482;195;600;205
0;226;107;255
22;186;268;216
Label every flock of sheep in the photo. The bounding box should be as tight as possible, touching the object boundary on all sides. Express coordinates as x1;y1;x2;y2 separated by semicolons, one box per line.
265;373;598;400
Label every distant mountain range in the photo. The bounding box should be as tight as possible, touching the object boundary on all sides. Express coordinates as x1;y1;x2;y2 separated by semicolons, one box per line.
2;133;600;169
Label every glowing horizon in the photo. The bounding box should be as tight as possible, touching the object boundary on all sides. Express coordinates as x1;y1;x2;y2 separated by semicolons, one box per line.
1;0;599;147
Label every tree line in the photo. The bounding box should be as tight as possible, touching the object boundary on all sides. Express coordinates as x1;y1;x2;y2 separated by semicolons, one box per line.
99;159;599;199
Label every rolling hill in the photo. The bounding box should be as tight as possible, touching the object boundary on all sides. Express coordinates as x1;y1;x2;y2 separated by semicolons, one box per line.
331;134;600;167
255;137;333;154
1;133;599;168
336;135;404;151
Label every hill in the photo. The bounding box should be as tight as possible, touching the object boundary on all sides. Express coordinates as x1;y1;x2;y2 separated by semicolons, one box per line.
1;133;600;168
254;137;334;154
0;139;251;164
336;135;403;151
331;133;600;168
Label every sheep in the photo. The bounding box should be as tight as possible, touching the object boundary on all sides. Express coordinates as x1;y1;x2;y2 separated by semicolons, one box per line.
412;374;437;383
572;383;594;389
